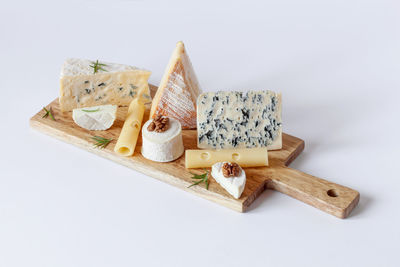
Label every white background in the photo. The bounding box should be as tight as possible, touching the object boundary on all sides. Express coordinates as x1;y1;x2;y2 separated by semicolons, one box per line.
1;0;399;266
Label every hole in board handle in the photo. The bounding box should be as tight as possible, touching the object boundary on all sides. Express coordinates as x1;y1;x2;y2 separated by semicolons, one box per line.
327;189;338;197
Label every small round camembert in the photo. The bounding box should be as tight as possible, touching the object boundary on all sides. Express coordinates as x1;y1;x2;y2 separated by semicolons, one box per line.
141;117;184;162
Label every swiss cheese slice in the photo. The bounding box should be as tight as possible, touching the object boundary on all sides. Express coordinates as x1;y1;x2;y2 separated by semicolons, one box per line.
150;41;201;129
114;98;145;157
185;148;269;168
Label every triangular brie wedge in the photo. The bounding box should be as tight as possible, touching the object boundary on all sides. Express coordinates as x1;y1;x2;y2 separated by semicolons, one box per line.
211;162;246;199
150;41;201;129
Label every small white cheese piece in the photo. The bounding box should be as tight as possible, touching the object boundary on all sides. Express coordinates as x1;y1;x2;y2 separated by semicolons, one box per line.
211;162;246;199
141;117;184;162
72;105;117;130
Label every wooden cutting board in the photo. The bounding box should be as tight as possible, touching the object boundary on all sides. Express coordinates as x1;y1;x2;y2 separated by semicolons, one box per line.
30;85;359;218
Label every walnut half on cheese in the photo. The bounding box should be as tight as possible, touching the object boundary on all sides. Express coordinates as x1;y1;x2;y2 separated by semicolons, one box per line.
211;162;246;199
59;58;151;112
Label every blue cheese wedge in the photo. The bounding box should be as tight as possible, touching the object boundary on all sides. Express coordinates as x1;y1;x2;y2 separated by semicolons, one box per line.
197;90;282;150
72;105;117;130
59;58;151;112
211;162;246;199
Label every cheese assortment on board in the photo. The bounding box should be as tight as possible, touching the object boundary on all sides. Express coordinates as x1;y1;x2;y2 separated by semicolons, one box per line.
32;39;363;218
59;58;151;112
49;42;282;200
150;41;201;129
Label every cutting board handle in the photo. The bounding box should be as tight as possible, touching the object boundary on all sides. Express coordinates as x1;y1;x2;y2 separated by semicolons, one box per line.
266;166;360;218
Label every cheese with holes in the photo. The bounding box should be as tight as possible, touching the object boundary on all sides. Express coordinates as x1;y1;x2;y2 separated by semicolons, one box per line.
197;91;282;150
141;117;184;162
72;105;117;130
150;41;201;129
59;58;151;112
211;162;246;199
185;148;269;168
114;98;145;157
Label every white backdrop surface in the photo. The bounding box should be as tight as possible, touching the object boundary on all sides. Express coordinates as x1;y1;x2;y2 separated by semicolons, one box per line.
1;0;399;266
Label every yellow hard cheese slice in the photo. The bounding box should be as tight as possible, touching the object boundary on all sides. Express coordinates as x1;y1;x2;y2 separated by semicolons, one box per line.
150;41;201;129
185;148;269;168
114;98;145;156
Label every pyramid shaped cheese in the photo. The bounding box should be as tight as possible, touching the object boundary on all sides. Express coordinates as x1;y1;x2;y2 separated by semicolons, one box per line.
150;41;201;129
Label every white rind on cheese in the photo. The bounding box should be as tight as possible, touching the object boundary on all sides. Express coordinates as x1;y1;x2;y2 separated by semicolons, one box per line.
197;90;282;150
149;41;201;129
59;58;151;112
72;105;117;131
141;117;184;162
211;162;246;199
61;58;143;77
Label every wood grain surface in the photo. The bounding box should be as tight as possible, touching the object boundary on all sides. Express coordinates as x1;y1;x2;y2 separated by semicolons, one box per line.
30;84;359;218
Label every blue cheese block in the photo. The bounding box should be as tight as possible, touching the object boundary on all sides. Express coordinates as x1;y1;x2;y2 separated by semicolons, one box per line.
197;91;282;150
59;58;151;112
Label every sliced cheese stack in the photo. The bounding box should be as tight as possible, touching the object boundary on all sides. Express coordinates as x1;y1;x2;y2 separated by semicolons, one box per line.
59;58;151;112
114;98;145;157
150;41;201;129
141;118;184;162
72;105;117;130
211;162;246;199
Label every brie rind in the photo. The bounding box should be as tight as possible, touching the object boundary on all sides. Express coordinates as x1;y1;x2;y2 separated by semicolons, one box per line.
141;117;184;162
72;105;117;130
211;162;246;199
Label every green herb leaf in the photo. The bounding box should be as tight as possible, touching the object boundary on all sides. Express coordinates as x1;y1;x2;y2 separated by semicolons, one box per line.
82;108;100;112
91;136;112;149
89;60;108;74
188;170;209;190
42;107;55;121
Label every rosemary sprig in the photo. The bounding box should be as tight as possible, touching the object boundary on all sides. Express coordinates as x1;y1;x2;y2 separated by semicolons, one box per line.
188;169;209;190
42;107;55;121
82;108;100;112
91;136;112;149
89;60;108;74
